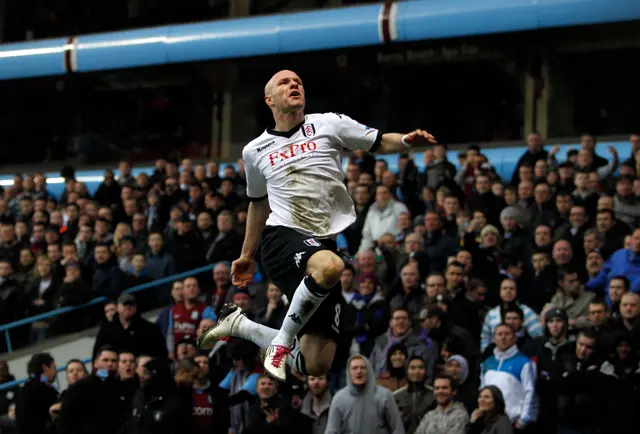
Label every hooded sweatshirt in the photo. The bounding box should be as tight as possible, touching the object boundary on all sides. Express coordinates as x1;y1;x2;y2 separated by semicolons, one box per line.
326;355;405;434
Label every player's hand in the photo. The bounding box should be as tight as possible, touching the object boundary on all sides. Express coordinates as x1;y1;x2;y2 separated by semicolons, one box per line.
231;256;255;287
404;129;437;147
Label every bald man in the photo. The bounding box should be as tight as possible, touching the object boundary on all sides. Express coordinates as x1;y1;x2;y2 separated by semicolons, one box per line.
198;69;437;381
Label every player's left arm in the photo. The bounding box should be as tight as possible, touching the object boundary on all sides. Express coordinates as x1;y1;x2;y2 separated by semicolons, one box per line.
379;130;437;154
329;112;436;154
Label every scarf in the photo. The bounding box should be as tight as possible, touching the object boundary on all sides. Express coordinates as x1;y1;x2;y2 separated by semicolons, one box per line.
353;291;376;343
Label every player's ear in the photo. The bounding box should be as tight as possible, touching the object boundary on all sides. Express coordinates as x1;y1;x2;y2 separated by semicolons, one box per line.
265;94;272;107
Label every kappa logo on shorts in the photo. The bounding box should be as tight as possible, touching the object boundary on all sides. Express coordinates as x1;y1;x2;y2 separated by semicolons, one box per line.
302;123;316;138
294;251;306;268
303;238;321;247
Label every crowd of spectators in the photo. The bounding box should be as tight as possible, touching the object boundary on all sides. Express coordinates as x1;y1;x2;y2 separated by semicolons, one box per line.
0;132;639;434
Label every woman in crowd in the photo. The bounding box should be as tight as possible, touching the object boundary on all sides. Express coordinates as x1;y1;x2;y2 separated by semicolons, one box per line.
377;343;408;392
467;386;513;434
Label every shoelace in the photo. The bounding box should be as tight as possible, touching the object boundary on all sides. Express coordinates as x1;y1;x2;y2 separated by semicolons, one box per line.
269;346;292;368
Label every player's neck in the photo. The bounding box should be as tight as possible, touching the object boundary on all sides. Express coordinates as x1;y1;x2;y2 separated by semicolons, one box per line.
272;111;305;132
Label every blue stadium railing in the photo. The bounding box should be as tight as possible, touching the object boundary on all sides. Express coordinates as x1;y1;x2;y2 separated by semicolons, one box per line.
0;262;218;354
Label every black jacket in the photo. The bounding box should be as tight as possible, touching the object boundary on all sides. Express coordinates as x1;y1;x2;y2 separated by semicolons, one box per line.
59;374;130;434
14;378;60;434
126;386;193;434
92;313;167;359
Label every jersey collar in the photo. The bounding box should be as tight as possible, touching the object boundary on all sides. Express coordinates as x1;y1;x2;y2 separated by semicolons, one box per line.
266;119;306;138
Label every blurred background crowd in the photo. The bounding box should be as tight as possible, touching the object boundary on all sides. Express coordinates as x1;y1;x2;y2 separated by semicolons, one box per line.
0;134;638;434
0;1;639;434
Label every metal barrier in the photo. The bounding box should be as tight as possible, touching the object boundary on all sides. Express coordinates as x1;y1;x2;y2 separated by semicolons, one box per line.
0;358;92;391
0;262;217;353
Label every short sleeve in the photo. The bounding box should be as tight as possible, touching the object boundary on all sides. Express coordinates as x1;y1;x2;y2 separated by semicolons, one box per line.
328;113;382;153
242;148;268;201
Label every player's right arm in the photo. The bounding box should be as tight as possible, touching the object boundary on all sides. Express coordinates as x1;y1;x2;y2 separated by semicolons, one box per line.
232;147;270;287
240;200;270;260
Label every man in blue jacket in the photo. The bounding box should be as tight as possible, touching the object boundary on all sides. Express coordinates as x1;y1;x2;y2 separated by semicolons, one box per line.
585;228;640;300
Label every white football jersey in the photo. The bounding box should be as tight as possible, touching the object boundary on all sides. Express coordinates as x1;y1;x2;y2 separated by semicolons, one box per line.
242;112;381;237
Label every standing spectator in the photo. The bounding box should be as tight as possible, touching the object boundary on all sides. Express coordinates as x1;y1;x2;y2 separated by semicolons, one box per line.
348;271;389;357
300;375;333;434
414;375;469;434
480;324;538;431
245;374;302;434
376;343;409;392
92;293;167;358
14;353;59;434
172;277;216;345
586;228;640;295
370;308;435;381
393;356;434;434
59;346;130;434
480;279;542;352
326;355;404;434
547;268;595;330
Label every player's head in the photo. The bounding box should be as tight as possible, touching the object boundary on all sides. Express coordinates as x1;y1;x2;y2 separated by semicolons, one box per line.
264;70;305;114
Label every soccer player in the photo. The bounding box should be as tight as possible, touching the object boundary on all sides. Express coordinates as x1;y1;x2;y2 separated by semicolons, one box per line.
198;69;436;381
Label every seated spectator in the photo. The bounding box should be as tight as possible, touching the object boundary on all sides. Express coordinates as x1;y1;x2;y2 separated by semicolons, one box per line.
326;355;403;434
414;375;469;434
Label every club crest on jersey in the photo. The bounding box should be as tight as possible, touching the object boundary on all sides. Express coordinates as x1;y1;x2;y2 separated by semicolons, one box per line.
304;238;321;247
302;123;316;138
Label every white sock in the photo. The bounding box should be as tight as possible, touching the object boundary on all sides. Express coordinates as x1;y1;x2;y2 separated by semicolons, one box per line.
271;276;328;348
233;315;301;370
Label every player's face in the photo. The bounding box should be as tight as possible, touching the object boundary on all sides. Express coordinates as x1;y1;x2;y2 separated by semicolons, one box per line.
266;70;305;113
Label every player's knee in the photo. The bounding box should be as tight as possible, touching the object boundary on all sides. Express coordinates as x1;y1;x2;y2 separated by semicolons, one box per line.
305;359;331;377
308;251;344;289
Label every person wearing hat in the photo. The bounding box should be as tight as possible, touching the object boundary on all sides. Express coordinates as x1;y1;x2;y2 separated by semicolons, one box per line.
531;307;573;434
92;293;168;359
